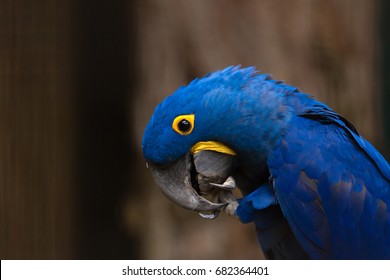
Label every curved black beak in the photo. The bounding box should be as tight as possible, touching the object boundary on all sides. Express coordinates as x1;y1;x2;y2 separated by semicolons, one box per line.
148;153;227;211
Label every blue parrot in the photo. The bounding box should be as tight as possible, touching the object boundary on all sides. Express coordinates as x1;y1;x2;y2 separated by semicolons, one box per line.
142;66;390;259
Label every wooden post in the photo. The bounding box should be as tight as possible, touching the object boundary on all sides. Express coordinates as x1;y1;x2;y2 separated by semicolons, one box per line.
0;0;76;259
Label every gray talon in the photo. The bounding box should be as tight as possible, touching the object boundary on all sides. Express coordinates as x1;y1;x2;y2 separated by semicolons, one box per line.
209;176;236;190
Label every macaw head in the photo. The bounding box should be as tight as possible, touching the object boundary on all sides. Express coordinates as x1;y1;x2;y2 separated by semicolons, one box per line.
142;66;292;216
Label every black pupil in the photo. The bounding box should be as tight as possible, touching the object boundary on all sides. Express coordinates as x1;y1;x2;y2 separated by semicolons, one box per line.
178;119;191;132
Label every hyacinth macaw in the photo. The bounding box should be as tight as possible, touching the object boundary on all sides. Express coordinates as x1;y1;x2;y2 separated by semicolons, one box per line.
142;66;390;259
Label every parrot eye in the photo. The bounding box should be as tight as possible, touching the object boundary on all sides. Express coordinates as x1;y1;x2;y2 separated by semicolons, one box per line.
172;114;195;135
178;119;191;132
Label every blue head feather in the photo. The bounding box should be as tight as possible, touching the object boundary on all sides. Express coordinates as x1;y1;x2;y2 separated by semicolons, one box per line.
142;66;299;166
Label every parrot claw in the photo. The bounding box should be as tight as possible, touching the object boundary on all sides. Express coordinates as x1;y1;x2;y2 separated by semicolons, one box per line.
209;176;236;190
224;200;238;218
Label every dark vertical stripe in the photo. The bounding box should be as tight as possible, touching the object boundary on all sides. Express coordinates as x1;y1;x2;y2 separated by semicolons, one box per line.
74;0;139;259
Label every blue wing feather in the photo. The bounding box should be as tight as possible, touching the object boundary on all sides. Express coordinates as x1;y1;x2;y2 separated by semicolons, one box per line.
267;105;390;259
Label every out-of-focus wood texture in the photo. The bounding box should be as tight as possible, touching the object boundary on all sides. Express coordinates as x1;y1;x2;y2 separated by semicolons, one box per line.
382;0;390;160
0;0;75;259
0;0;140;259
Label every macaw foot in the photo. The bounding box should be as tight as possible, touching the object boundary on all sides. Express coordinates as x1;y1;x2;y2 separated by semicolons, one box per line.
197;175;239;219
224;200;239;218
198;197;238;219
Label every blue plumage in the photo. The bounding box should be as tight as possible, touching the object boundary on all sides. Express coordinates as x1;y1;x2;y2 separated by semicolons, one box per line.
142;66;390;259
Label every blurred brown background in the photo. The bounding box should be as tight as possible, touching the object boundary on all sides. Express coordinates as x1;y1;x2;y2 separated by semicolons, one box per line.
0;0;389;259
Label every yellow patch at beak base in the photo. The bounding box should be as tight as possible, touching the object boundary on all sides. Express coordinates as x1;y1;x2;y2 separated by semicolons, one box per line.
191;141;236;156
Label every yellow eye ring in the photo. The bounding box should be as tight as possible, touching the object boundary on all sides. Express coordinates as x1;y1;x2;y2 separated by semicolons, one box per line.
172;114;195;135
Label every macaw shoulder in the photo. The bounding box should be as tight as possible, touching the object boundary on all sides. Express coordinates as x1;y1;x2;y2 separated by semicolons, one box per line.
266;109;390;259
